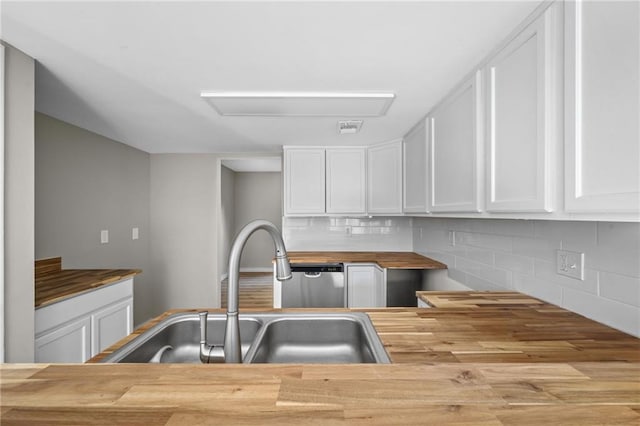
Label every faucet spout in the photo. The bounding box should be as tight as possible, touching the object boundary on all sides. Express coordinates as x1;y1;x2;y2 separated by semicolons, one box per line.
224;220;291;363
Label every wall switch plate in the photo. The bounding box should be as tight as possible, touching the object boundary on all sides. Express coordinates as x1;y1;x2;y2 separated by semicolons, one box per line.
132;227;139;240
100;229;109;244
449;230;456;246
556;249;584;280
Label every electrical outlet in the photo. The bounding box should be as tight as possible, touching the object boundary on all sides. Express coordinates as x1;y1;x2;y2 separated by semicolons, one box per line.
132;227;139;240
556;249;584;280
100;229;109;244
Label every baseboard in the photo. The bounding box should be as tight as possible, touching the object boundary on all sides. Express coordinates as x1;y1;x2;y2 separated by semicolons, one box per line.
239;267;273;273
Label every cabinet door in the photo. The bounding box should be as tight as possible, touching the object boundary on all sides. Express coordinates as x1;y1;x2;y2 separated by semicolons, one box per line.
284;148;325;214
326;148;366;214
564;0;640;213
91;298;133;356
429;71;483;212
347;264;385;308
485;4;559;212
35;317;91;363
368;140;403;214
403;119;429;213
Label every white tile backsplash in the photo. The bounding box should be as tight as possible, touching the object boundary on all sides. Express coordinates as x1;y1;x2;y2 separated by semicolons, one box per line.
284;215;640;337
413;217;640;337
599;271;640;307
283;216;413;251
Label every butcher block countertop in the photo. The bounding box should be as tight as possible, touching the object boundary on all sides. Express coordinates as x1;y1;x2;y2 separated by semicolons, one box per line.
35;257;141;308
287;251;447;269
4;292;639;425
416;291;547;308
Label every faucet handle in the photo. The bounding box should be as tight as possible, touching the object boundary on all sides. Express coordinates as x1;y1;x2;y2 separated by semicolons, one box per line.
199;311;208;343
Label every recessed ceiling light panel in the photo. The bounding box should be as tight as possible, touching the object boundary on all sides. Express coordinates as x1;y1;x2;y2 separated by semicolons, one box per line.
200;92;394;117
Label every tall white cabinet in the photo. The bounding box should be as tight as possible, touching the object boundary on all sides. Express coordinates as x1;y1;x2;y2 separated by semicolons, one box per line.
564;0;640;213
367;140;403;214
428;71;483;213
403;119;428;213
485;3;560;213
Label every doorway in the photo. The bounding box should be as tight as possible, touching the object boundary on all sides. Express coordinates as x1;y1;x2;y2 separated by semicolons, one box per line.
217;156;282;309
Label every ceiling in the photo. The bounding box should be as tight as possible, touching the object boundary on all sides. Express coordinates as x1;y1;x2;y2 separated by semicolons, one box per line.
1;1;541;154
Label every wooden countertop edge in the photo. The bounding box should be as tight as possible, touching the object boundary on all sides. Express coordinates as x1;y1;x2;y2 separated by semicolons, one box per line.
285;251;448;270
35;269;141;309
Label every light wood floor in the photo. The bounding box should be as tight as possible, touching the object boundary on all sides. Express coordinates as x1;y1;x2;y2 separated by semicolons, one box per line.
221;272;273;309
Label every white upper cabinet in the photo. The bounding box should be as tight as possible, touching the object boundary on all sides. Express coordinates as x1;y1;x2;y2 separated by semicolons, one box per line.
368;140;403;215
428;71;483;213
326;148;366;214
485;3;560;213
564;0;640;213
403;119;429;213
284;148;326;215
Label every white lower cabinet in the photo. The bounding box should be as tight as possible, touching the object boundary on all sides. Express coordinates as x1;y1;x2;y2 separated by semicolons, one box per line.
35;278;134;363
346;263;386;308
35;316;91;363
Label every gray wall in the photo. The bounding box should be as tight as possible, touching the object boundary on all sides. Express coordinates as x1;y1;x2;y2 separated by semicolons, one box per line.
35;113;152;325
219;165;235;278
149;154;219;311
233;171;282;270
3;43;35;362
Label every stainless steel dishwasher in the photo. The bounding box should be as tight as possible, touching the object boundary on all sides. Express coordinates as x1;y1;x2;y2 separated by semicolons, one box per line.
281;263;345;308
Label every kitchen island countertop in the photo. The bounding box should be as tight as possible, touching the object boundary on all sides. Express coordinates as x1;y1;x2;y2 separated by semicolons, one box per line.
3;292;639;425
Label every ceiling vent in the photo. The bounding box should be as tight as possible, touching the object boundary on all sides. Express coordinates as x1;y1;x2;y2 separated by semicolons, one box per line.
338;120;363;134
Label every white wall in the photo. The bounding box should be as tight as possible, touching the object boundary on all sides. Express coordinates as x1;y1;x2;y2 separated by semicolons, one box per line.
3;43;35;362
35;113;152;325
283;216;413;251
234;171;282;271
149;154;219;312
413;217;640;337
219;165;235;279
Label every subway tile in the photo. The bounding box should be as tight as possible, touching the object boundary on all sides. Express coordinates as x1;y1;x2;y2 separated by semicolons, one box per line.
472;219;535;237
447;268;468;285
466;274;510;291
465;247;494;265
456;232;512;252
457;257;513;288
494;252;535;275
599;271;640;307
513;273;563;306
563;240;640;278
512;236;560;262
534;259;598;294
534;221;597;246
562;287;640;337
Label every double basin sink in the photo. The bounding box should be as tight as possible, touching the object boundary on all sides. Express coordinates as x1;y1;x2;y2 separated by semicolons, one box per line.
100;312;391;364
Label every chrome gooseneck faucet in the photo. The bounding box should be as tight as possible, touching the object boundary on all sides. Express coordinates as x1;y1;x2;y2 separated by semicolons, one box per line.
200;220;292;363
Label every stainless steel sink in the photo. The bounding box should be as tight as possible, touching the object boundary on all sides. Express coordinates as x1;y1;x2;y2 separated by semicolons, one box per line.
100;312;390;364
245;313;389;363
99;312;263;363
